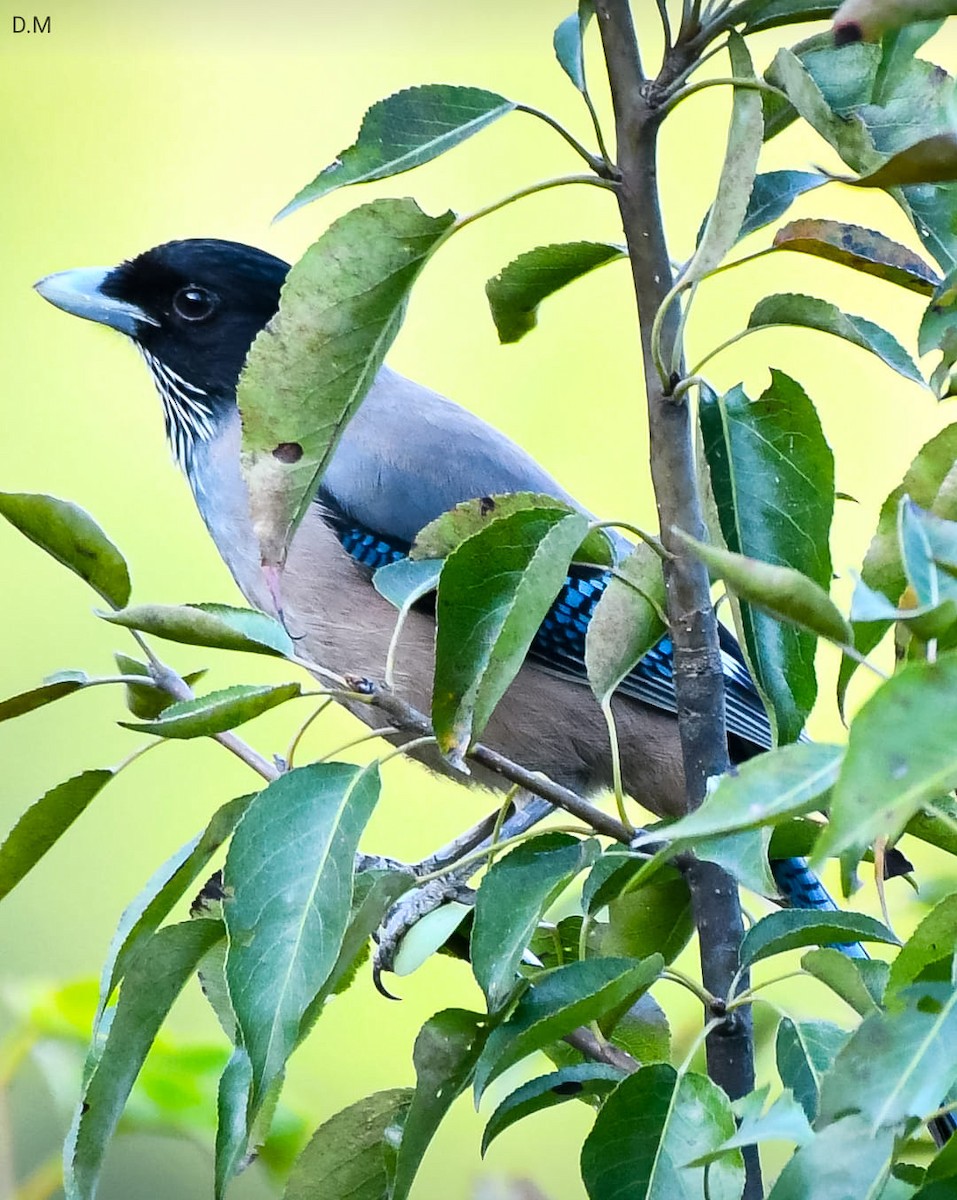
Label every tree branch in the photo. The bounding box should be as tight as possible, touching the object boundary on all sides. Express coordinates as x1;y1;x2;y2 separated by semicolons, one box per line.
593;3;759;1193
350;679;634;844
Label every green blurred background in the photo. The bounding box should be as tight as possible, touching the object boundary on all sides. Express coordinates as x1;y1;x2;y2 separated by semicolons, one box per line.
2;3;957;1196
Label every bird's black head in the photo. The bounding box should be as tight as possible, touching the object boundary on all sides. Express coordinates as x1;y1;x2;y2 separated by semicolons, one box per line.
35;239;289;467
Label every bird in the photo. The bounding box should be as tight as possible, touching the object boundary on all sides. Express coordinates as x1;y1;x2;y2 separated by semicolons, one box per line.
33;238;859;932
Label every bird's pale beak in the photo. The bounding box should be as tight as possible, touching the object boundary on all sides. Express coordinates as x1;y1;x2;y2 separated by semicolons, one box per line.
33;267;158;336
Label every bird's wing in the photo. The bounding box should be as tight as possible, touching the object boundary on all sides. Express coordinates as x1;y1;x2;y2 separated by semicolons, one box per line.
319;366;593;544
319;367;773;754
526;567;773;754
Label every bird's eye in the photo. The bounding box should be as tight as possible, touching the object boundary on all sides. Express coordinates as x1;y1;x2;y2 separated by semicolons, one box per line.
172;286;217;322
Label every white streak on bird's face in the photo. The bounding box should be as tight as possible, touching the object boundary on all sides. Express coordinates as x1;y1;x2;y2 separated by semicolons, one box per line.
136;344;215;485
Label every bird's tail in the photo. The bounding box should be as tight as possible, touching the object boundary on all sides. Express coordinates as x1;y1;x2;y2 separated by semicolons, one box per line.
770;856;957;1142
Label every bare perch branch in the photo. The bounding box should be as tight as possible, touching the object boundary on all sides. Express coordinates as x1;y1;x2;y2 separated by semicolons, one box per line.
348;679;634;844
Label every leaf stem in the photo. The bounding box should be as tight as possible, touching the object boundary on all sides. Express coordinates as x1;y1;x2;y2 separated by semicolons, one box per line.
487;784;523;869
317;725;402;764
662;967;718;1007
726;970;807;1010
516;104;612;176
690;326;753;374
375;734;438;768
601;698;634;832
285;698;334;767
655;0;673;54
589;519;670;559
661;76;785;119
414;823;590;886
112;737;167;776
453;173;619;235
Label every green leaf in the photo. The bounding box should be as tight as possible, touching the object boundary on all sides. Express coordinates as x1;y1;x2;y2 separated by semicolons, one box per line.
819;983;957;1132
740;909;898;968
768;47;880;173
433;506;589;767
580;1065;744;1200
411;491;612;566
0;492;130;608
584;542;666;704
582;847;648;913
834;132;957;188
0;679;86;723
683;33;763;285
0;769;113;904
372;557;441;610
748;293;923;384
601;873;694;966
738;170;828;240
65;920;225;1200
776;1017;848;1121
215;1049;253;1200
767;1115;895;1199
282;1088;412;1200
391;1010;487;1200
842;423;957;704
675;531;852;646
741;1;840;32
553;3;594;92
471;832;597;1011
801;947;884;1016
848;575;957;640
662;743;843;841
277;85;515;217
119;682;300;739
772;219;939;293
482;1063;623;1155
701;371;835;742
94;793;255;1029
899;500;957;608
697;827;776;896
687;1088;813;1165
297;868;415;1042
473;956;662;1102
224;763;381;1117
817;655;957;865
603;992;672;1064
485;242;625;344
887;892;957;1002
102;602;294;657
238;199;456;566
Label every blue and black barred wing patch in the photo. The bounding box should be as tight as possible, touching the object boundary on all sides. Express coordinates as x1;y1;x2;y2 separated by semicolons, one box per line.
527;566;773;754
325;509;773;756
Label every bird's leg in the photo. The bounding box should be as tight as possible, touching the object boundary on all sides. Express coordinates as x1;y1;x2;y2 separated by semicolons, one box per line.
369;791;555;980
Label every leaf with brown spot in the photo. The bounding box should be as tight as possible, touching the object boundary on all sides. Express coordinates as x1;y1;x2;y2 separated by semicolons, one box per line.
411;492;613;566
773;219;939;294
238;199;455;568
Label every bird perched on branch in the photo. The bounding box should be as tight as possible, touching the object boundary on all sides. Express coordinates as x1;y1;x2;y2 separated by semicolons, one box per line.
34;238;856;926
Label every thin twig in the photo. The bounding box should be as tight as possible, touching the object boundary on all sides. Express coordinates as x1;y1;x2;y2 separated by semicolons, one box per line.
129;632;280;782
563;1025;640;1072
